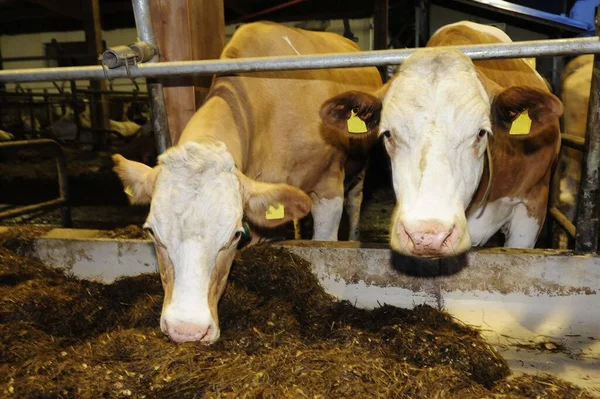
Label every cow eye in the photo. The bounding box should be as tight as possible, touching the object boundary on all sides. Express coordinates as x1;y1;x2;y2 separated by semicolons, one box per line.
382;130;391;138
477;129;487;139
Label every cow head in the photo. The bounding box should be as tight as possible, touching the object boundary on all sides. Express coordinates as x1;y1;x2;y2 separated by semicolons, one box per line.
321;49;561;258
113;139;311;343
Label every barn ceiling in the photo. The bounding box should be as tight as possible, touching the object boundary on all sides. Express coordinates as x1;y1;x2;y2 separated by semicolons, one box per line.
0;0;579;36
0;0;379;35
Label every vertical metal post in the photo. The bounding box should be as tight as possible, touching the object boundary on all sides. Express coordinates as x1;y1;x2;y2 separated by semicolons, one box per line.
574;8;600;253
44;89;52;126
373;0;389;81
132;0;171;155
27;89;36;136
552;56;564;96
70;81;83;141
415;0;430;48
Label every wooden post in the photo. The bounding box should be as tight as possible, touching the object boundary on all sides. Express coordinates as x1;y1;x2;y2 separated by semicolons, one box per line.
149;0;225;145
82;0;110;148
373;0;388;81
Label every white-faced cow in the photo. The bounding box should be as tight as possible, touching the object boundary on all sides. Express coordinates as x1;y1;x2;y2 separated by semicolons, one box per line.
321;21;562;257
112;22;382;343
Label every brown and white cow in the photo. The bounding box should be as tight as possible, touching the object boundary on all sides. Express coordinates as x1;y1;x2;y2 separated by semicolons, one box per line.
557;54;593;221
321;21;562;257
112;22;382;343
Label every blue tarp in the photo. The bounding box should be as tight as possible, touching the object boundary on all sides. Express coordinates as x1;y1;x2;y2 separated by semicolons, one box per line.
570;0;599;35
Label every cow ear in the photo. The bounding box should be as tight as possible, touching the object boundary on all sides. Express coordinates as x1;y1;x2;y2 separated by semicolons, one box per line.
320;90;382;141
112;154;159;204
492;86;563;137
236;170;312;228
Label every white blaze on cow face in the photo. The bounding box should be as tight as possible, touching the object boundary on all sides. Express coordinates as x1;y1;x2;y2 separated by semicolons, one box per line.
379;50;491;257
112;140;312;343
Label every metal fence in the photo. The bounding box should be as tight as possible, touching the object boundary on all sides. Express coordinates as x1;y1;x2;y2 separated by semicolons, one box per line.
0;0;598;254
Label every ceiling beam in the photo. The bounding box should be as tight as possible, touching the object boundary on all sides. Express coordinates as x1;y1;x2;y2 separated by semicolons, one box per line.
0;7;62;22
28;0;84;20
225;0;248;15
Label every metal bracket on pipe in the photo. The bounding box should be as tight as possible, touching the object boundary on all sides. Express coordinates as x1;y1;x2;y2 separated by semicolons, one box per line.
98;42;156;90
99;41;157;69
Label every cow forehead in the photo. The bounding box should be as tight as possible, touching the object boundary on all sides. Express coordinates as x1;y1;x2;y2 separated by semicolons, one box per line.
149;141;243;247
382;50;490;136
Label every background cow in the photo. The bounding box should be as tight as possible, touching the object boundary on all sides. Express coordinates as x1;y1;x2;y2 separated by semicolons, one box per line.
321;21;562;258
556;54;593;222
112;22;382;343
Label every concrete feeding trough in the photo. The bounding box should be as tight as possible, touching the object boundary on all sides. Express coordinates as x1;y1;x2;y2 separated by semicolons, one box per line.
10;226;600;394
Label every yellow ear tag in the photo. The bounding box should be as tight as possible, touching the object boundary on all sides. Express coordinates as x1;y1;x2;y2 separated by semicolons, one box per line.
526;58;536;69
124;186;134;197
509;111;532;135
265;203;285;220
347;110;368;134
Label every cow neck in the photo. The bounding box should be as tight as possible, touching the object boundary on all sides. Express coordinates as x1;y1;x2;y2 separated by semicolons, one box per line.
182;96;247;171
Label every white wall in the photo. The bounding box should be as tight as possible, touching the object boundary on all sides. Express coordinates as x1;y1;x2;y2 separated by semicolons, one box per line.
0;18;373;94
1;28;139;92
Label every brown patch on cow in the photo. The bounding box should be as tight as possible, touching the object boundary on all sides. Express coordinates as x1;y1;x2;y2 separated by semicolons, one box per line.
419;140;431;173
154;241;174;317
237;170;313;228
492;86;563;129
320;90;383;145
207;248;237;328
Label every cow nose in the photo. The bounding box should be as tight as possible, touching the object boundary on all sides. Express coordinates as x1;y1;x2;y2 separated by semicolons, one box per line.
402;221;456;255
164;320;218;344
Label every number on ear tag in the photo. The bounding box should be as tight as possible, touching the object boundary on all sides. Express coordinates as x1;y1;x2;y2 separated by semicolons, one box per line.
265;203;285;220
347;110;368;134
509;111;532;136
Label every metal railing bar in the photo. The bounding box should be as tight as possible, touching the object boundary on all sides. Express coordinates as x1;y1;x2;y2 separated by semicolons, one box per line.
561;134;585;151
1;36;600;83
0;198;66;221
549;207;576;238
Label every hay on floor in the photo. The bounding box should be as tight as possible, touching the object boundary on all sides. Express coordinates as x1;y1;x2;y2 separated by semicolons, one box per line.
0;227;594;399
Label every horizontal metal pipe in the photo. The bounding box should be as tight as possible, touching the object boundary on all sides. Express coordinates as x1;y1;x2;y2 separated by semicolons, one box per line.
549;207;576;238
0;198;66;221
1;36;600;83
561;133;585;151
74;88;149;97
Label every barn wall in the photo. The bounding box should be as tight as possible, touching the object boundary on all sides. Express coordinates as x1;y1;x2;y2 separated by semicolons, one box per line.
0;18;373;94
0;27;139;93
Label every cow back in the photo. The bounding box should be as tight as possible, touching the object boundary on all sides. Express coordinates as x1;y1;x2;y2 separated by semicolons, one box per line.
180;22;382;192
